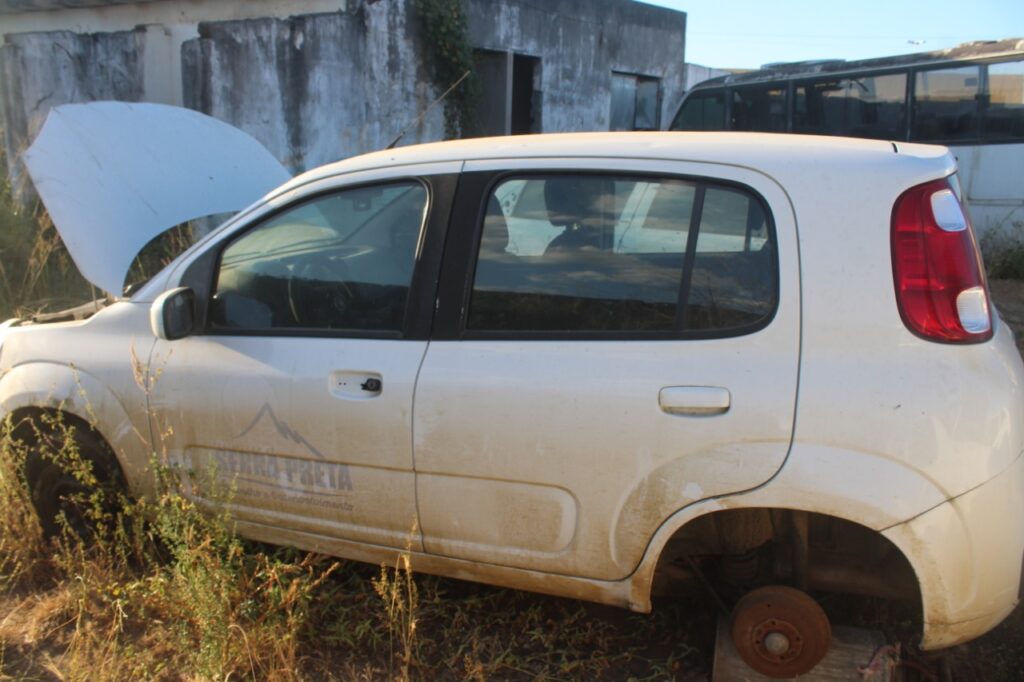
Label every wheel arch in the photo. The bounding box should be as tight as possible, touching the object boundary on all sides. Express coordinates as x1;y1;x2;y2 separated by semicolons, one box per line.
0;361;152;495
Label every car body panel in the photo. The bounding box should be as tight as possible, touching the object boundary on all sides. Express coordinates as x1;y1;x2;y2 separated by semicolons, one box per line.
145;160;461;550
148;335;427;549
413;156;801;580
0;302;158;495
24;102;291;294
883;448;1024;649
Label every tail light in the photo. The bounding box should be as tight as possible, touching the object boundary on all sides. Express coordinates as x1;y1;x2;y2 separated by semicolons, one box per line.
891;177;992;343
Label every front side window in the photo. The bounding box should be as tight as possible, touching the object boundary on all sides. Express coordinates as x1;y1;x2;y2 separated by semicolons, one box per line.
912;66;981;141
467;175;776;336
794;73;907;139
209;182;427;333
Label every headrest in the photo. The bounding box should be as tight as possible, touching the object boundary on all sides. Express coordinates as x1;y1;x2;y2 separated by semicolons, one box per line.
543;177;608;227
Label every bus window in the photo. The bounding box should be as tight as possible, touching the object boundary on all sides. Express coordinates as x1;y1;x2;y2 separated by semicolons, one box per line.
731;85;787;132
912;66;981;141
985;60;1024;140
793;73;906;139
670;90;726;131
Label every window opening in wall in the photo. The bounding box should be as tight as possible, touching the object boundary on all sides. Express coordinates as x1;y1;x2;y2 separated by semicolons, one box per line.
610;72;661;131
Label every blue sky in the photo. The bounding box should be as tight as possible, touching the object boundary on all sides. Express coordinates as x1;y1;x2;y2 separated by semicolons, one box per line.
641;0;1024;70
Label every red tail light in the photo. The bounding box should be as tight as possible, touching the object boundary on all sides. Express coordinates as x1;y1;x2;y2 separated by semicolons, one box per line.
891;177;992;343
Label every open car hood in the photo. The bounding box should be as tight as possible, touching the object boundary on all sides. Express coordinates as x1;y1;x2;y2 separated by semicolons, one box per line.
24;102;291;295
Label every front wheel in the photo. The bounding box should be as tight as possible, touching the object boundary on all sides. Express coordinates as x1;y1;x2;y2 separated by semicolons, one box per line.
22;419;126;541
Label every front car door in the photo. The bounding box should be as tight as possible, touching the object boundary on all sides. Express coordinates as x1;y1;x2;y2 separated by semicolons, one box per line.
413;157;799;579
148;163;458;549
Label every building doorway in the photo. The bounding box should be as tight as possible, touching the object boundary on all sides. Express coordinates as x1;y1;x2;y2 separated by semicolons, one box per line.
472;50;541;136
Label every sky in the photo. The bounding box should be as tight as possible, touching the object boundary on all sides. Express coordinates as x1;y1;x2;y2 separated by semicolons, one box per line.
641;0;1024;70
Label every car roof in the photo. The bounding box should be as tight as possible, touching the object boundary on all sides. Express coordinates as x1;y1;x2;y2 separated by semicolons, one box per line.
278;132;951;195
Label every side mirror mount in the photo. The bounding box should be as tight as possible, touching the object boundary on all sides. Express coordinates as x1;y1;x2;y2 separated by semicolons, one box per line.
150;287;196;341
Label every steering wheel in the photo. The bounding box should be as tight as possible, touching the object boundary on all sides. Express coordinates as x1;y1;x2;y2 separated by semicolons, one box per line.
287;256;356;327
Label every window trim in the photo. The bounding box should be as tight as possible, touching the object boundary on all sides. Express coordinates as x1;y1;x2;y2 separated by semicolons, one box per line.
181;174;455;341
434;169;780;342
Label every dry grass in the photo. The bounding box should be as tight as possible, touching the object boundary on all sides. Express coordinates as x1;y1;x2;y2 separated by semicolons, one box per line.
0;414;342;681
0;183;93;321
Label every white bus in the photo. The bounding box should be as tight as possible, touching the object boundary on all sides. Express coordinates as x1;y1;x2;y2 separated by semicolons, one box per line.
669;39;1024;246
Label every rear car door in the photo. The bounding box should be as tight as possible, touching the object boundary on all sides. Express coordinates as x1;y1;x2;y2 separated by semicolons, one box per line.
413;157;800;579
148;165;457;549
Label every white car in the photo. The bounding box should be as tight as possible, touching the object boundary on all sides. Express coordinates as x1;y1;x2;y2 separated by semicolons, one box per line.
1;104;1022;678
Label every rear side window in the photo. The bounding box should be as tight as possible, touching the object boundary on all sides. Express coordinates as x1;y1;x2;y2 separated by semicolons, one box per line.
467;174;776;337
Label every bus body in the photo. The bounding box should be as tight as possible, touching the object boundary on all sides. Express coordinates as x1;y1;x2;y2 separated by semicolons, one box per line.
669;39;1024;246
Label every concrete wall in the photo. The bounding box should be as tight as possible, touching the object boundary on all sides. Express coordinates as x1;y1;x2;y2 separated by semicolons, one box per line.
0;0;355;197
466;0;687;132
0;28;146;196
181;3;442;173
1;0;688;193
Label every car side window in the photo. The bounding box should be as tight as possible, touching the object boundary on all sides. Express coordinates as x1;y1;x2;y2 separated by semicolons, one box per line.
467;174;776;336
208;182;427;333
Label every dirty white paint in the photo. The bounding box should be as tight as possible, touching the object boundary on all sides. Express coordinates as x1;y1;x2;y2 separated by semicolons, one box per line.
682;481;703;500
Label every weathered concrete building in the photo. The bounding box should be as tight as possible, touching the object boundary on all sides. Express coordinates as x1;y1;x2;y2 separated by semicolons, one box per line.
0;0;688;193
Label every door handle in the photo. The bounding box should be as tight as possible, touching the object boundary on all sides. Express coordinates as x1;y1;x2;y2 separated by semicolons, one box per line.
659;386;731;416
360;378;382;392
330;371;383;399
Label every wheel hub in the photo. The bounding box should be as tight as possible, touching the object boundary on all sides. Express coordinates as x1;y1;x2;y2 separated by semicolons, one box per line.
730;585;831;678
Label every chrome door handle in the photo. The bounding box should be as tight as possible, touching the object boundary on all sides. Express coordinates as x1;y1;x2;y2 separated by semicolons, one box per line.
659;386;731;416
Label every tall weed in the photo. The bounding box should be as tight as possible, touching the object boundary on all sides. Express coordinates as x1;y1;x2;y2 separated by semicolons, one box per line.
0;413;338;681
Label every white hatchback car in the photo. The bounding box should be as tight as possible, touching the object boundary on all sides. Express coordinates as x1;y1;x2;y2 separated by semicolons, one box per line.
2;121;1022;677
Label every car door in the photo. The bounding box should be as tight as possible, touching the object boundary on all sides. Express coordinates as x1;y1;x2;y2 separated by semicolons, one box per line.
413;158;800;579
148;165;457;550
